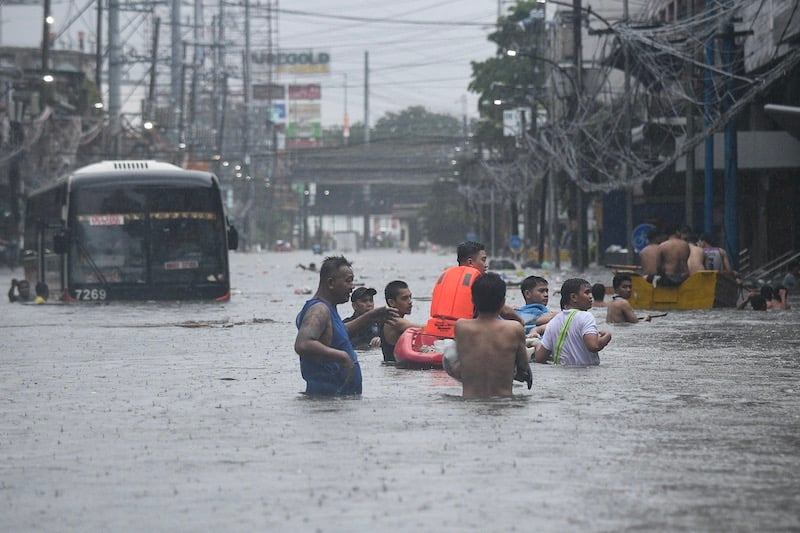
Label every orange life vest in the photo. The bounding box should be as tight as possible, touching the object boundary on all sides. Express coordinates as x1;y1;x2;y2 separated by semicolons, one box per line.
425;265;481;337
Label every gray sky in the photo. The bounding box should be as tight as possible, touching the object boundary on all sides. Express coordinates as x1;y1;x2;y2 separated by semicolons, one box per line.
1;1;641;127
1;0;502;127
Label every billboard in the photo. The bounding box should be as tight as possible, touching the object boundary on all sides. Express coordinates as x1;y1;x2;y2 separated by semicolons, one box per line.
288;84;321;100
251;50;331;75
252;83;285;101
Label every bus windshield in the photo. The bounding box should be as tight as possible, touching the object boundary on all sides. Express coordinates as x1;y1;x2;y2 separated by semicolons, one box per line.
70;185;227;288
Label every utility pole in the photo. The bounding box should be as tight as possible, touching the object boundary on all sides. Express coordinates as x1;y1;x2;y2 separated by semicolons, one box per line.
95;0;102;93
108;0;121;156
190;0;204;146
623;0;634;265
722;0;738;268
364;51;370;145
684;0;695;230
573;0;587;271
146;17;160;122
170;0;181;145
703;0;715;234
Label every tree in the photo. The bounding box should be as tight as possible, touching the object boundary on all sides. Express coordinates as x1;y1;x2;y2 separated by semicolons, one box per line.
372;106;462;142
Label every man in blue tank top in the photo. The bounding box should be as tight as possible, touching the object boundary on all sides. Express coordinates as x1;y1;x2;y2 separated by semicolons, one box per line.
295;255;397;395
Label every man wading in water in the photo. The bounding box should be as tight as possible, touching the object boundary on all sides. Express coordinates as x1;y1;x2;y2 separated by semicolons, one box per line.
294;256;397;395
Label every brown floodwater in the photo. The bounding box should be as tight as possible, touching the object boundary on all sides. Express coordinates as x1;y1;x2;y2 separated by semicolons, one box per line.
1;249;798;531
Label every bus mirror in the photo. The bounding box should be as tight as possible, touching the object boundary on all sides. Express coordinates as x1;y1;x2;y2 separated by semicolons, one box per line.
228;225;239;250
53;232;70;254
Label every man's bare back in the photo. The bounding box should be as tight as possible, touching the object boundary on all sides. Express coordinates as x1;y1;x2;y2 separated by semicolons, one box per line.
687;242;706;274
454;317;528;399
606;297;638;324
639;244;660;279
659;235;690;280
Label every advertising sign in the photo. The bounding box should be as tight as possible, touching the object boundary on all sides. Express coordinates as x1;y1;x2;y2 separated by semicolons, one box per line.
287;121;321;140
271;103;286;123
289;84;321;100
632;223;655;253
252;83;285;101
251;50;331;75
288;102;321;121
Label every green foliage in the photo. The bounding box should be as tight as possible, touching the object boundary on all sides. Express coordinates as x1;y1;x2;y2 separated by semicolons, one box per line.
421;179;470;246
372;106;462;142
469;0;546;147
322;107;462;146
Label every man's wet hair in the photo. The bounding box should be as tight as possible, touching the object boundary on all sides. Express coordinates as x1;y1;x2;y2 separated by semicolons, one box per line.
319;256;351;280
471;272;506;314
457;241;485;265
384;280;409;302
698;232;716;246
560;278;590;309
612;274;632;290
520;275;547;296
35;282;49;299
591;283;606;301
750;295;767;311
760;285;774;301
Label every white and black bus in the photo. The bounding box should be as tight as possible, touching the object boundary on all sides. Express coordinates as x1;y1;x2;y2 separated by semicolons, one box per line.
23;160;238;301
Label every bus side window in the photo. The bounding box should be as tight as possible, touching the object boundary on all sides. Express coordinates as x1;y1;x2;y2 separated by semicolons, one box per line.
53;231;69;254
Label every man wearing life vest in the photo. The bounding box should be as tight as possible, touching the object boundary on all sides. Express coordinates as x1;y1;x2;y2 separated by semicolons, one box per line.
426;241;523;337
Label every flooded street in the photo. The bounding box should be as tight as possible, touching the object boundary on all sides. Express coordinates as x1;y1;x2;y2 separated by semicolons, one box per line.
2;249;799;531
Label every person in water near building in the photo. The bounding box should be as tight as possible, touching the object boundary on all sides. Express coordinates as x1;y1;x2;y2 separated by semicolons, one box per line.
534;278;612;366
343;287;382;350
380;280;422;363
8;278;33;303
639;227;666;282
697;233;733;273
427;241;522;337
452;272;532;398
657;225;690;287
294;256;397;395
606;274;652;324
591;283;607;307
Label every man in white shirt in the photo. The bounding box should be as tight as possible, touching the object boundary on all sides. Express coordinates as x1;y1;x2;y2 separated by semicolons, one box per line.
534;278;612;366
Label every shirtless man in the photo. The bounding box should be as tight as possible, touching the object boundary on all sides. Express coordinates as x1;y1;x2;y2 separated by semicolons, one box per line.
686;234;706;275
606;274;651;324
452;272;532;398
294;256;397;395
639;227;665;282
658;225;690;287
380;280;422;362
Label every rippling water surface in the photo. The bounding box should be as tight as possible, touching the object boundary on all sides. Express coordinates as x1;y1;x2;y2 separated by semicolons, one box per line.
2;249;799;531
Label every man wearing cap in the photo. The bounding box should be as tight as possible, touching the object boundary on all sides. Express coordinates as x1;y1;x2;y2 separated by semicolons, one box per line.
343;286;382;350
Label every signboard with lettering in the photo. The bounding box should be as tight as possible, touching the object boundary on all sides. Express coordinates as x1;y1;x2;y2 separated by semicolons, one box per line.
287;121;321;140
251;50;331;75
252;83;285;101
288;102;321;121
289;84;321;100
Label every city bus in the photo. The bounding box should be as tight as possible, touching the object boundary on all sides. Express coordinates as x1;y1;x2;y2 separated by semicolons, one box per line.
23;160;238;302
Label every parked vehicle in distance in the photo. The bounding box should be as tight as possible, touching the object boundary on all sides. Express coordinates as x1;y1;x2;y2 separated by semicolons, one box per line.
274;240;293;252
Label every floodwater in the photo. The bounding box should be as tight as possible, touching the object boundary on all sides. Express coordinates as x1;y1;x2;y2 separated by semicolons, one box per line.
1;249;799;532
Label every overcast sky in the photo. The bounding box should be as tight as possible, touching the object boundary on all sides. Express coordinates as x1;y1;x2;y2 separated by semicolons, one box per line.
1;0;506;127
0;1;638;127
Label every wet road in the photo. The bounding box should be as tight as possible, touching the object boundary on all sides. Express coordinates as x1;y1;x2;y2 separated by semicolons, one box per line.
2;250;799;531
